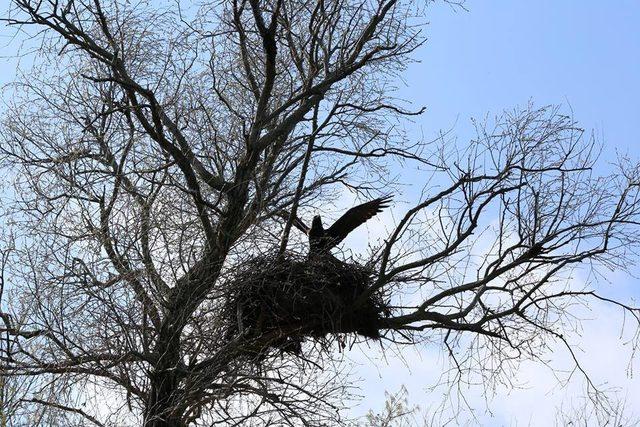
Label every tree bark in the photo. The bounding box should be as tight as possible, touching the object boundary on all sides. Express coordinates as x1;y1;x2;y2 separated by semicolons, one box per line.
144;316;186;426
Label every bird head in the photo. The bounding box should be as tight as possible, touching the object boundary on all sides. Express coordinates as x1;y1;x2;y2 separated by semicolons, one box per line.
311;215;323;232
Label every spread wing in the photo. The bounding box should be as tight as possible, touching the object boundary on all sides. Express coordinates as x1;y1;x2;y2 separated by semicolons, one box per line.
291;215;310;235
325;196;392;247
275;211;310;234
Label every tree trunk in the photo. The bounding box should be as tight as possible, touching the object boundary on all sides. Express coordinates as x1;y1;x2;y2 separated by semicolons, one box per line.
144;328;185;426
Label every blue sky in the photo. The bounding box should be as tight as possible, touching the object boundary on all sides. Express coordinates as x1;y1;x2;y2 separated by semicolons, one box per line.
1;1;640;425
1;5;638;176
348;2;640;425
408;1;640;157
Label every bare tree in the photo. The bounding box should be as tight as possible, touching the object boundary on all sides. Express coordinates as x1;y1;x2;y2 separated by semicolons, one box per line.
360;386;420;427
0;0;639;425
359;386;640;426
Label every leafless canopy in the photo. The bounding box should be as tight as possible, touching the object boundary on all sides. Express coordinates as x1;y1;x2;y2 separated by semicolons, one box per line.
0;0;639;425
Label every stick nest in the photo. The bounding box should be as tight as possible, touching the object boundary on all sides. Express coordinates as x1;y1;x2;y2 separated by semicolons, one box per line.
223;251;391;356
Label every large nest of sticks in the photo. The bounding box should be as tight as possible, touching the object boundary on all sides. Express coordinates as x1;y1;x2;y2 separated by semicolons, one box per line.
222;251;391;356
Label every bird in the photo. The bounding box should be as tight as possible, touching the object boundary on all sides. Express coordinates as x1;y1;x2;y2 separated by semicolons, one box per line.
284;196;392;254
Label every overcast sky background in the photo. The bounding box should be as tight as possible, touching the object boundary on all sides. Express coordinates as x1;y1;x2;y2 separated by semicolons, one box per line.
1;1;640;426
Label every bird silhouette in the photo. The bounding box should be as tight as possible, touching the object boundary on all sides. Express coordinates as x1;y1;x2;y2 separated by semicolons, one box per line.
286;196;392;254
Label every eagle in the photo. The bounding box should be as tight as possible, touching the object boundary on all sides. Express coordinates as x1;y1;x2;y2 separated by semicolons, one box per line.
287;196;392;253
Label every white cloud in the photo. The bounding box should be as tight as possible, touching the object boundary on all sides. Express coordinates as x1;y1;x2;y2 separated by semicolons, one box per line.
328;198;640;425
346;298;640;426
